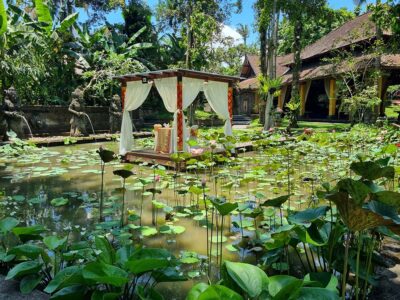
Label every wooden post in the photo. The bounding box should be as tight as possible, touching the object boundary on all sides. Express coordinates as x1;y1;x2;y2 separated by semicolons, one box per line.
377;76;387;115
278;87;284;109
121;82;127;111
328;78;336;117
177;76;183;151
300;83;306;116
228;84;233;126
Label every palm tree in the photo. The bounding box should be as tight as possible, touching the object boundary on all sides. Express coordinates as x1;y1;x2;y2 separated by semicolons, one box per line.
237;23;249;45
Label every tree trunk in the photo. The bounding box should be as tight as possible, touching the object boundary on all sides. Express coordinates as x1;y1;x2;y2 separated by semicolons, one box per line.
289;18;302;128
186;0;196;126
259;21;267;125
374;0;383;119
264;0;278;131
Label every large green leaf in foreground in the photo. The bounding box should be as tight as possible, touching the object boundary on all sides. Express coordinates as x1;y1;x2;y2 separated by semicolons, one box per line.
0;0;7;35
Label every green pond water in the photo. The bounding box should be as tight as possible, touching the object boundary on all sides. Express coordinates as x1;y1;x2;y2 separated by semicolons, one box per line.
0;139;343;298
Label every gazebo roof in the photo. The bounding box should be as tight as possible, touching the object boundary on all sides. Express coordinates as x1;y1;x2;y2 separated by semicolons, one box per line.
115;69;243;83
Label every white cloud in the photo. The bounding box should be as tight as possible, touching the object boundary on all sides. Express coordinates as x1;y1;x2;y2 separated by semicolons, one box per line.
221;24;243;45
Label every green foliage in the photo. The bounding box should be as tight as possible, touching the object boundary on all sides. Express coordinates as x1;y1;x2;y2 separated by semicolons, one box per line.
0;0;7;35
341;85;381;124
33;0;53;32
278;6;354;55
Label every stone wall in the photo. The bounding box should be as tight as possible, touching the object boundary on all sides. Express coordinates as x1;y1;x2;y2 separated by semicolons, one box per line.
12;105;222;137
20;105;141;136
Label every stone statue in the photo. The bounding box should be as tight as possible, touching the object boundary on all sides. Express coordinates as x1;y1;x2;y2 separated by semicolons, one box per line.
68;87;87;136
109;94;122;133
1;87;25;141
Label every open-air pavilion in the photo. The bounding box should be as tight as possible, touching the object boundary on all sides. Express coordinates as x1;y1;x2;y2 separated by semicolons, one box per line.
115;69;242;167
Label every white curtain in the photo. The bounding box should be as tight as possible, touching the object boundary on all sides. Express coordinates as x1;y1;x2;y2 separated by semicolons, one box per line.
119;81;152;155
154;77;178;152
324;78;331;99
182;77;203;150
203;81;232;136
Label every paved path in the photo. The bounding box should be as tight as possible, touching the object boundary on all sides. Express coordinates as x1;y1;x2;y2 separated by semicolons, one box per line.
369;239;400;299
0;276;49;300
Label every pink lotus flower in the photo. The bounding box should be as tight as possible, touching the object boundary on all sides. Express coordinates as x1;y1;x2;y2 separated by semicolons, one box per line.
191;148;204;155
304;128;313;135
155;175;161;182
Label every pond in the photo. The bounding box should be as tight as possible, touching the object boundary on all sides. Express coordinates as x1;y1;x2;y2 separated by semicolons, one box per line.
0;125;399;299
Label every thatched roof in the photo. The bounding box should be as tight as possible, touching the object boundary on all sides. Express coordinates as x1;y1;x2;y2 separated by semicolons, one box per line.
280;12;391;65
239;12;398;91
239;55;290;89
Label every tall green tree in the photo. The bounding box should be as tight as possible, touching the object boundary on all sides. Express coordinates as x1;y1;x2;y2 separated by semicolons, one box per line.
156;0;242;125
79;25;152;105
282;0;326;129
237;23;249;46
255;0;280;129
123;0;153;42
0;0;7;35
277;7;354;55
156;0;242;70
75;0;124;25
0;0;85;104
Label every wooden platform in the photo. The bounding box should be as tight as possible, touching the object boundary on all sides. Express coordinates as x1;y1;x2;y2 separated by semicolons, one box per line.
124;142;253;169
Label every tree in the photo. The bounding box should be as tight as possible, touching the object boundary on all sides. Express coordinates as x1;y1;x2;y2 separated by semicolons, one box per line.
156;0;242;125
324;41;380;124
237;23;249;45
277;7;354;55
282;0;326;129
156;0;242;69
341;85;381;124
255;0;280;130
75;0;124;26
80;26;152;105
211;42;258;75
370;0;400;50
0;0;86;105
123;0;153;43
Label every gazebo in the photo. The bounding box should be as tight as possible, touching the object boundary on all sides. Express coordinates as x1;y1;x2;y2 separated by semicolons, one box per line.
114;69;241;163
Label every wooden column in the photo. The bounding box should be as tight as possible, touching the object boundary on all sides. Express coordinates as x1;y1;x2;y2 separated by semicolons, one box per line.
328;78;337;117
177;76;183;151
377;76;387;115
228;84;233;126
300;83;306;116
278;88;284;110
121;81;127;111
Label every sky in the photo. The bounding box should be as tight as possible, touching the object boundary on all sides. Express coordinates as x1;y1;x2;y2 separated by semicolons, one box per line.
80;0;379;44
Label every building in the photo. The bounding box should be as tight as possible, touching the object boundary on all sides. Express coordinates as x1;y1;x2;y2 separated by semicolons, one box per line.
238;12;400;120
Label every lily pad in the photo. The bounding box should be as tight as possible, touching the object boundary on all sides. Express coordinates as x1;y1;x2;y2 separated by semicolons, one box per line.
50;197;69;207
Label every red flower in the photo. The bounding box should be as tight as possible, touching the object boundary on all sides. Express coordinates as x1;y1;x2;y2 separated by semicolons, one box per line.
395;143;400;148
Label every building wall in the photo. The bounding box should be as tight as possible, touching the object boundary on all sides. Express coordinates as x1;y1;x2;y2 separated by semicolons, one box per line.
238;90;257;116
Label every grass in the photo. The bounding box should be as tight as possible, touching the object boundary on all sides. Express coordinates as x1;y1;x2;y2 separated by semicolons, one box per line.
239;119;350;132
280;120;350;131
385;105;400;119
